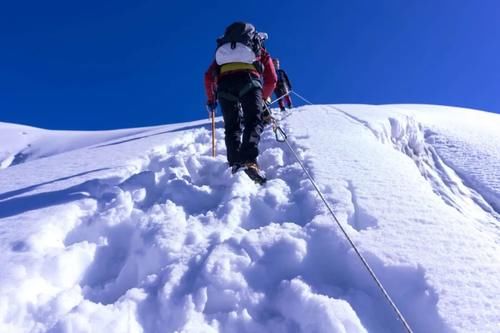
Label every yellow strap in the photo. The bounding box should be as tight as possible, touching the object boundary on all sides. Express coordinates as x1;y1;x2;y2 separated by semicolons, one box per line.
220;63;256;74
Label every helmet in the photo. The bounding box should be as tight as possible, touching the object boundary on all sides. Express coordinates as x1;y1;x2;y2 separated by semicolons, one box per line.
257;32;268;41
224;22;255;36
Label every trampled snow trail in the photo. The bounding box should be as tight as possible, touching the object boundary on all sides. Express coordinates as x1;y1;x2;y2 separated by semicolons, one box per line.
0;118;443;333
52;126;403;332
1;104;499;333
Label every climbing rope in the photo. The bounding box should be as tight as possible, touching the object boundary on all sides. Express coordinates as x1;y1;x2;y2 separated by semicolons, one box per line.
271;117;287;143
290;90;315;105
270;91;414;333
268;90;293;106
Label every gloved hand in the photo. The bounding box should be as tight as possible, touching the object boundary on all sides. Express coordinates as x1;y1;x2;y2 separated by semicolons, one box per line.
206;101;217;116
262;108;272;126
262;97;272;111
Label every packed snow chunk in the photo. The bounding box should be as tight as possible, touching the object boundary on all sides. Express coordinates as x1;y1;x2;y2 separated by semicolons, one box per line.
259;147;286;170
241;223;308;290
52;290;146;333
244;179;292;229
0;152;15;169
219;308;269;333
203;243;252;314
137;266;219;332
387;116;426;156
41;241;96;289
118;170;155;204
276;278;367;333
204;244;251;291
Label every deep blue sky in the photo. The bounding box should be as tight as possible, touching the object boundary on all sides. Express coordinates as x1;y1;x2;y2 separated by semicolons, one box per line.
1;0;499;130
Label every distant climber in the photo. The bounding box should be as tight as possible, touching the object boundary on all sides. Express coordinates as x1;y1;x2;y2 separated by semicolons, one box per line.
273;58;293;111
204;22;277;184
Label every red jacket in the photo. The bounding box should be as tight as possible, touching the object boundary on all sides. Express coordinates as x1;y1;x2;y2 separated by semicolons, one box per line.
204;49;277;103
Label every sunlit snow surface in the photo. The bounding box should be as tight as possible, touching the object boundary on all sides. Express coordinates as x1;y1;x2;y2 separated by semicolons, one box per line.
0;105;499;333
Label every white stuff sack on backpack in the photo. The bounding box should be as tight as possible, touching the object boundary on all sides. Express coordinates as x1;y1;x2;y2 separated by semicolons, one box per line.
215;42;256;65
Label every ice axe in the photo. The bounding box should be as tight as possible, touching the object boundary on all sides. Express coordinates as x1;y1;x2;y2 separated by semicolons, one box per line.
207;105;216;157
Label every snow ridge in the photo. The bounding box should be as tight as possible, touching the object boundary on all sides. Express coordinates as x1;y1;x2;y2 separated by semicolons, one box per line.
387;116;499;220
0;122;161;169
336;108;499;229
384;116;500;239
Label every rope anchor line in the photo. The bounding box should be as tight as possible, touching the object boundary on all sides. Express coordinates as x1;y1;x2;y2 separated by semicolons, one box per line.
272;91;414;333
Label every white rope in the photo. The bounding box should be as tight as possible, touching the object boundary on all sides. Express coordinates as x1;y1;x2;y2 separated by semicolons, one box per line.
290;90;315;105
269;90;293;106
275;90;414;333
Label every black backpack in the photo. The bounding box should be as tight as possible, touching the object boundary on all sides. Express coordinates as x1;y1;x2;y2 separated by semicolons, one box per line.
216;22;263;58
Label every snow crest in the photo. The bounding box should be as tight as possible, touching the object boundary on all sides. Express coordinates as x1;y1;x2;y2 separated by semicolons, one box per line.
384;116;500;229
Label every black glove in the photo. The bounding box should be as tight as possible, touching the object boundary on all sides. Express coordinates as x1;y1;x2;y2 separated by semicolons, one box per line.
206;100;217;111
262;108;272;126
206;101;217;117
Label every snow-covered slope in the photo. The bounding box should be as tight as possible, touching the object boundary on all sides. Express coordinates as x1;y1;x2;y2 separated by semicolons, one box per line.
0;105;498;333
0;122;168;169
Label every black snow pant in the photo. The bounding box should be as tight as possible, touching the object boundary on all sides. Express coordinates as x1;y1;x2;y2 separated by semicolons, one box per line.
274;85;292;110
217;72;264;166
